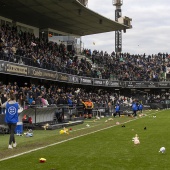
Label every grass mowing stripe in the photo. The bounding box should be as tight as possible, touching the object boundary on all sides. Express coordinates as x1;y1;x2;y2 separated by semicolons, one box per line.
0;110;161;162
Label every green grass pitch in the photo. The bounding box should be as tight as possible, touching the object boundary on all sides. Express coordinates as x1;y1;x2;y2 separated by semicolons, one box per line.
0;109;169;170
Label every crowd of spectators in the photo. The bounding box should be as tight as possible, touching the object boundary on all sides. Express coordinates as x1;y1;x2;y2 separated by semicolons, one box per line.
0;23;169;113
0;81;123;112
1;79;168;108
0;24;93;77
89;50;170;81
0;24;170;81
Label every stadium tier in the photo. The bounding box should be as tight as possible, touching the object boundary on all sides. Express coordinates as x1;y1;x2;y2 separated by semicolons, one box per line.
0;1;170;127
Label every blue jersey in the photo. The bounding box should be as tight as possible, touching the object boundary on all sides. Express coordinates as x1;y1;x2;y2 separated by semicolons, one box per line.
132;103;138;111
138;104;143;110
115;105;120;111
5;102;19;124
67;98;73;107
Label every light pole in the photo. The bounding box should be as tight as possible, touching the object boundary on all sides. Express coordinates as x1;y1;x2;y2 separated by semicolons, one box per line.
113;0;132;53
113;0;123;53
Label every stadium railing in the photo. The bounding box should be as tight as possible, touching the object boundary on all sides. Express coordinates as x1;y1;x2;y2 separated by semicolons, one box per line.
0;53;99;78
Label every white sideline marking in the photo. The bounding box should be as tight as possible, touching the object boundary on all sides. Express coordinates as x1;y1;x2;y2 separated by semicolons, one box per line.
0;110;162;161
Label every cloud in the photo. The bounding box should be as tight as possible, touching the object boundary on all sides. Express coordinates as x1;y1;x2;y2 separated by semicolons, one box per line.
82;0;170;55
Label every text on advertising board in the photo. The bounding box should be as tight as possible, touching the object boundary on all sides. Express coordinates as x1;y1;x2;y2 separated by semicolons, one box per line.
7;64;27;75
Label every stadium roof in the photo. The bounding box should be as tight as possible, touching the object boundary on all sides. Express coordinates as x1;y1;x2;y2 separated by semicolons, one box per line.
0;0;130;36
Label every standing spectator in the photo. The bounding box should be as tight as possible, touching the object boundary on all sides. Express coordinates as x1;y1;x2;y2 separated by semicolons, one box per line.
108;100;114;116
67;94;73;120
56;94;68;122
76;97;85;117
0;93;7;114
2;94;19;149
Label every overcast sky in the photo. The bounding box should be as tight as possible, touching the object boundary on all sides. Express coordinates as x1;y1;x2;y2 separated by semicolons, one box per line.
82;0;170;55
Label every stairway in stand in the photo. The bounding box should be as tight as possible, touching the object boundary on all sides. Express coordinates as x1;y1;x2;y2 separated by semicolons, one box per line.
76;54;98;68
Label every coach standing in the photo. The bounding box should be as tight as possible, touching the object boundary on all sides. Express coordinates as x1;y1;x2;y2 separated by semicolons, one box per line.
2;93;19;149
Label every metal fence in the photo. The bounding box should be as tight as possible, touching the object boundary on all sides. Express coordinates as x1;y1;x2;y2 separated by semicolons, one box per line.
0;53;100;78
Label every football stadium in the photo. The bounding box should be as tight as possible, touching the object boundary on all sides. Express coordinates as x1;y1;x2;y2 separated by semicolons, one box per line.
0;0;170;170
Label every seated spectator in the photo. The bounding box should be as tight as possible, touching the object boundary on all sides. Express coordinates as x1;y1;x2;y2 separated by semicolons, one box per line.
28;95;35;105
41;97;49;107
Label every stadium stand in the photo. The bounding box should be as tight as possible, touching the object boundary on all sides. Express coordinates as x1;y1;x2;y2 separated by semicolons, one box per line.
0;0;169;130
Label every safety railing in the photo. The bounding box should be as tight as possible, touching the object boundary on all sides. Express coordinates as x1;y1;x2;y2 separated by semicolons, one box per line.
0;53;98;78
